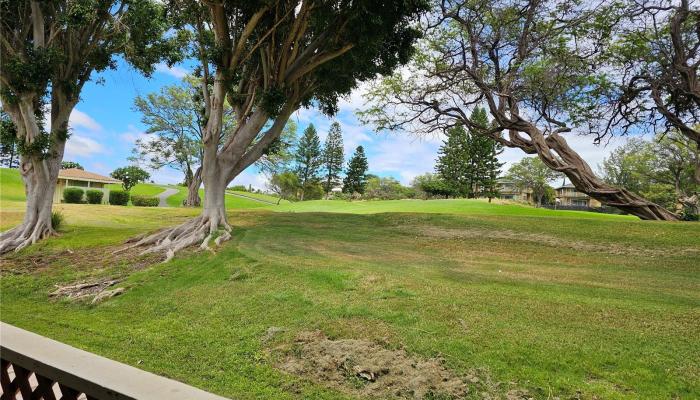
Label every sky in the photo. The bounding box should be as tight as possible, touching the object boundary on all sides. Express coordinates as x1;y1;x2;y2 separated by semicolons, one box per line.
64;59;630;190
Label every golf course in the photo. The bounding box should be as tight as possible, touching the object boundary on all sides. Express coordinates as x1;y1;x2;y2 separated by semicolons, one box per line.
1;168;698;399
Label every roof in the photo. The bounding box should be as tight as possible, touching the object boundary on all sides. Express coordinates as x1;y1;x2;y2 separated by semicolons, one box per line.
58;168;122;184
555;183;577;190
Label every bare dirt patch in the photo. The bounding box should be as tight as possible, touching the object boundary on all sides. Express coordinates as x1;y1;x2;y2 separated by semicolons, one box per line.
0;244;162;275
277;330;468;399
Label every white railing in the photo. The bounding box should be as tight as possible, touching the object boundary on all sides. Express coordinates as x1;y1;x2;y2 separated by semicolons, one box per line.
0;322;229;400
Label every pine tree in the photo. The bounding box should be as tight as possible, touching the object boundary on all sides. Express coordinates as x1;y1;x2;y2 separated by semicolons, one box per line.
294;124;323;201
343;146;369;195
435;107;503;198
435;125;471;197
322;122;344;197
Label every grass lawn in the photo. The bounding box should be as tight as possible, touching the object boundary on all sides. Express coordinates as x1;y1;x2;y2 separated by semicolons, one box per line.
229;190;289;204
266;198;635;220
106;182;168;198
1;168;699;399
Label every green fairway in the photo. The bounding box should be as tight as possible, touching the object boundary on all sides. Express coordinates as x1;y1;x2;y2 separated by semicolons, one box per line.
1;167;699;399
266;198;634;220
106;182;167;197
229;190;289;204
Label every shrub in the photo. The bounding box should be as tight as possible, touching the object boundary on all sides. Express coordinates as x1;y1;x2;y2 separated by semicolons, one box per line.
63;187;84;203
228;185;247;192
51;211;64;231
85;189;104;204
109;190;130;206
131;195;159;207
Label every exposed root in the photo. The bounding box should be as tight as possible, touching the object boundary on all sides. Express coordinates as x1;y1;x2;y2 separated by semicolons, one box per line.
0;220;56;255
50;279;121;300
115;214;232;262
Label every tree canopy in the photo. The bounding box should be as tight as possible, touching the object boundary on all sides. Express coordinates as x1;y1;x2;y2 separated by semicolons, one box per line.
361;0;679;220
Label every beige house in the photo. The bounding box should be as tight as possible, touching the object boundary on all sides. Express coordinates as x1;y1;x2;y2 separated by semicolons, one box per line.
497;179;534;203
555;183;602;208
53;168;122;204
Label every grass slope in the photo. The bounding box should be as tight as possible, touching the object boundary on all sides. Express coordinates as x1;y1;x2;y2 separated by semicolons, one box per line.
106;183;167;197
1;173;698;399
229;190;289;204
267;198;634;220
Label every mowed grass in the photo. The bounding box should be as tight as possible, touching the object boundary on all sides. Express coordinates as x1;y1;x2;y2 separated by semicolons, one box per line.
107;182;168;197
1;168;699;399
229;190;289;204
266;198;635;220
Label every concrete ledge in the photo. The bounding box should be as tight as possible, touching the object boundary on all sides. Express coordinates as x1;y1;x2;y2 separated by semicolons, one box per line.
0;322;229;400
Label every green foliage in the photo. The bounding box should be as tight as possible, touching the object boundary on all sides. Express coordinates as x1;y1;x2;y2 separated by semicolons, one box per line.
411;173;451;199
256;120;298;178
50;211;64;231
131;195;159;207
342;146;369;195
302;181;325;201
228;185;248;192
61;161;83;170
268;171;301;202
130;78;233;183
294;125;323;200
0;0;183;157
365;176;415;200
507;157;562;206
600;131;698;213
109;190;130;206
322;122;345;195
85;190;104;204
0;110;19;168
62;187;84;204
435;108;503;198
111;166;151;192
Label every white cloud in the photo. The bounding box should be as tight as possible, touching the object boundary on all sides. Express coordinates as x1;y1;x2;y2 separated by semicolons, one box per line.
155;63;188;79
65;135;105;158
231;170;269;191
149;167;184;185
119;125;147;144
69;109;102;132
89;162;110;175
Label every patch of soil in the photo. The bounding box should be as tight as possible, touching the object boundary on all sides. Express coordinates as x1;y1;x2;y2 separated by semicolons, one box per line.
277;330;468;399
0;244;163;275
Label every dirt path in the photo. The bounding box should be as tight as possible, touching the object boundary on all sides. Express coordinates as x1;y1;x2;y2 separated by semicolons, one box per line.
158;187;180;207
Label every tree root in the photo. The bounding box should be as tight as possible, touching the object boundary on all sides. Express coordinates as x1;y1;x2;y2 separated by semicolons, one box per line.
114;215;232;263
0;220;56;255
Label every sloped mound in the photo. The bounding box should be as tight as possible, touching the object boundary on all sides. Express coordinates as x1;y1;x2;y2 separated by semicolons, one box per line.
278;331;467;399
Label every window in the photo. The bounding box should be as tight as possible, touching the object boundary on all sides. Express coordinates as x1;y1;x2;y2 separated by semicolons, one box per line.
67;180;89;187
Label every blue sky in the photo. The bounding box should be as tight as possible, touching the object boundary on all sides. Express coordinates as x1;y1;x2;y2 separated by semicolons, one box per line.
64;59;628;189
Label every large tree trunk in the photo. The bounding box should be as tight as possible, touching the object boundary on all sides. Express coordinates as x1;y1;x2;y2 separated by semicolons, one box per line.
0;93;72;254
121;144;233;262
524;128;678;220
185;166;202;207
0;155;61;254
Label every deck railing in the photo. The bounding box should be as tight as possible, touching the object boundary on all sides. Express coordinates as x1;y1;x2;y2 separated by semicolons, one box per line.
0;322;229;400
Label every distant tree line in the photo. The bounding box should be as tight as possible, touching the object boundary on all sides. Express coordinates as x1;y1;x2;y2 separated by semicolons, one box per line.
266;122;371;202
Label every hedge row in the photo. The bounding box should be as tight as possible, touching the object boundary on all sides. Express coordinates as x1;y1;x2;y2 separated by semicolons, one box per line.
109;190;130;206
63;188;159;207
63;187;84;203
131;194;159;207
